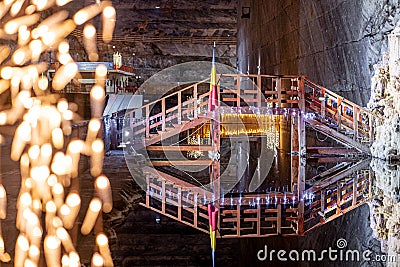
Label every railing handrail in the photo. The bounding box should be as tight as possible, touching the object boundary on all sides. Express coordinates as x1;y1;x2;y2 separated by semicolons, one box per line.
127;77;210;115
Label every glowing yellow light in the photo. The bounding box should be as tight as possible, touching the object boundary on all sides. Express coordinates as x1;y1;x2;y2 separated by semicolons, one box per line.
12;49;26;65
90;85;105;100
103;6;115;18
66;193;80;207
47;174;58;187
17;234;29;251
38;76;48;90
25;5;36;15
92;252;104;267
58;53;72;65
68;140;84;154
83;24;96;38
4;21;18;34
57;99;68;113
28;145;40;160
42;31;55;46
73;10;88;25
92;139;103;153
89;119;101;133
58;41;69;54
64;62;78;76
41;143;52;157
56;0;72;6
0;67;12;80
96;64;107;77
62;109;73;120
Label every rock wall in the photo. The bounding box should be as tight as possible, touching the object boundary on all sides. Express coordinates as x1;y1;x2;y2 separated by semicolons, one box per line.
237;0;400;105
67;0;238;88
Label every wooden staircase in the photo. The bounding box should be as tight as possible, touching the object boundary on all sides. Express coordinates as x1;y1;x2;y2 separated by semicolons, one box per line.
118;74;374;238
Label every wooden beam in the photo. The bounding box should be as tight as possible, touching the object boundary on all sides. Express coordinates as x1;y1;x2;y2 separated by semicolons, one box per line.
146;145;213;151
306;147;360;155
306;118;370;154
150;159;212;166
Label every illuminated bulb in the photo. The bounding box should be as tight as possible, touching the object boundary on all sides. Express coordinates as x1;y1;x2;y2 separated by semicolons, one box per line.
83;24;96;38
95;175;112;213
62;110;73;120
96;232;113;266
28;145;40;160
4;21;18;34
65;62;77;75
62;193;80;229
68;140;84;154
92;139;103;153
13;49;26;65
57;99;68;113
44;235;61;267
47;174;58;187
1;67;13;79
40;143;52;161
69;251;80;267
56;227;74;253
96;64;107;77
51;128;64;149
74;10;88;25
52;183;63;209
38;76;48;90
28;245;40;264
0;113;6;125
58;41;69;54
61;255;70;267
89;119;101;132
0;185;6;219
36;0;49;10
30;166;50;181
103;6;115;18
25;5;36;15
15;234;29;267
81;198;102;235
90;85;105;100
58;53;72;65
56;0;72;6
92;252;104;267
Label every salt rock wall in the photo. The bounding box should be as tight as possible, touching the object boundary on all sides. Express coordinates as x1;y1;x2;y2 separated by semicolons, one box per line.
237;0;400;105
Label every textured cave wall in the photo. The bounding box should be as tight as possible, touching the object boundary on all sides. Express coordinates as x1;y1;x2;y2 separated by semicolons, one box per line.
66;0;237;86
237;0;400;105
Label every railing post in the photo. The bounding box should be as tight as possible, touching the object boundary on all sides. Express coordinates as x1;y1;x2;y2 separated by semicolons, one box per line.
353;106;359;140
178;187;182;220
236;204;241;236
161;98;166;131
145;105;150;137
297;76;306;235
236;74;241;107
161;179;166;213
337;98;342;131
277;203;282;235
336;182;341;214
146;175;150;208
193;84;198;118
277;77;282;108
178;91;182;125
257;74;262;107
352;175;358;206
320;190;325;215
257;204;261;236
194;193;198;228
